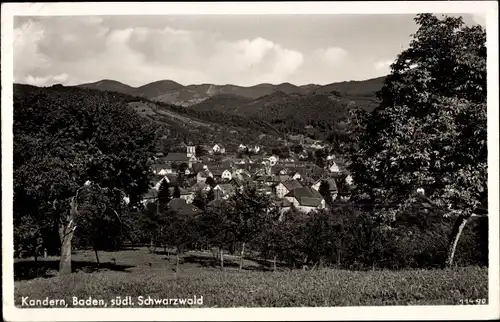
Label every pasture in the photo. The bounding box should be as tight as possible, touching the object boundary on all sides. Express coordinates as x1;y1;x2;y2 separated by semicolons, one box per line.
14;248;488;307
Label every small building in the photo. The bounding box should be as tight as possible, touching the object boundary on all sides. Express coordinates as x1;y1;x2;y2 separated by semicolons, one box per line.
290;171;303;181
267;156;278;166
179;188;195;204
328;161;341;173
285;187;325;213
212;144;226;154
164;153;190;164
221;169;232;181
151;164;173;176
311;177;338;194
275;179;304;199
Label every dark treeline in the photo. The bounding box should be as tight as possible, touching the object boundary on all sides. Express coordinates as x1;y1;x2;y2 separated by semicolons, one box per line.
68;184;488;271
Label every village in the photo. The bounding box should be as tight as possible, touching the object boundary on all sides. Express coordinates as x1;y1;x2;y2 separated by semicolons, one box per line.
144;134;354;217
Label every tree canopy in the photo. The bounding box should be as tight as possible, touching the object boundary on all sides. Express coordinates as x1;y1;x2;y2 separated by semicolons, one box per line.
14;85;158;273
349;14;487;266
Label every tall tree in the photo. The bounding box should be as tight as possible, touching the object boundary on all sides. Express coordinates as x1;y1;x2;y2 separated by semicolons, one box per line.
205;176;217;188
157;179;171;213
318;180;334;207
225;186;272;270
173;186;181;199
14;85;157;274
349;14;487;268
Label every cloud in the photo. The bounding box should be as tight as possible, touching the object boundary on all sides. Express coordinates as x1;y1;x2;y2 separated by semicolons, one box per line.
320;47;348;65
374;59;393;72
14;17;305;87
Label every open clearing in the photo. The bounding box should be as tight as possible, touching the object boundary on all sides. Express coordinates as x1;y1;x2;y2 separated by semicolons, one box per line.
14;248;488;307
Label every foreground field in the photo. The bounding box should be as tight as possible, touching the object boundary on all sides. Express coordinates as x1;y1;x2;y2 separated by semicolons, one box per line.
14;249;488;307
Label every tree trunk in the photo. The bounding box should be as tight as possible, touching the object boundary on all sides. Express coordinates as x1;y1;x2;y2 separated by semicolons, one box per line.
219;247;224;269
58;219;75;275
444;215;470;269
44;248;48;259
58;193;79;275
176;254;180;273
94;247;100;266
239;242;245;270
273;255;277;272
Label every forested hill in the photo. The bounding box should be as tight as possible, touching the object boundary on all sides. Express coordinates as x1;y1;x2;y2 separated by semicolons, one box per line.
12;84;283;149
77;76;386;107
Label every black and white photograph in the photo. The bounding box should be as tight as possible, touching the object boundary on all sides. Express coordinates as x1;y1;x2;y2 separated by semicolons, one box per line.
2;1;499;321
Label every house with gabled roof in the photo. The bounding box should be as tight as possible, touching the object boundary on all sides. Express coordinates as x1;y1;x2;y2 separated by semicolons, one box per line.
290;171;303;181
164;153;190;163
212;144;226;154
311;177;338;200
151;164;173;176
275;179;304;199
327;161;341;173
152;175;170;191
285;187;325;213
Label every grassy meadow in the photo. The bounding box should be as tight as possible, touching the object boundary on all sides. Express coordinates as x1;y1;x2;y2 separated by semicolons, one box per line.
14;248;488;307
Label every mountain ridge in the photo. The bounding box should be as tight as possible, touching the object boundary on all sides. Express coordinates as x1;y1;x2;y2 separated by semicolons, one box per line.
76;76;386;106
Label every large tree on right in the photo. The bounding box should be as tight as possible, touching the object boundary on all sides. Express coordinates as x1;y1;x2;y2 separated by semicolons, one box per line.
349;14;487;268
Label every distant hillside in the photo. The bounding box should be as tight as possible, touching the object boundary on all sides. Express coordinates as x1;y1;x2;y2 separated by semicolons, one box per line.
314;76;386;98
190;94;254;112
136;80;184;98
75;76;384;107
15;83;281;149
78;79;137;95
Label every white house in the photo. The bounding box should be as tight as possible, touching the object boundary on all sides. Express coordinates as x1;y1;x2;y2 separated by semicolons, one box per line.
250;145;261;153
275;180;303;199
157;168;173;176
212;144;226;154
291;172;302;181
153;176;170;190
221;169;232;181
311;141;325;149
328;161;340;173
152;164;173;176
238;144;247;151
267;156;278;166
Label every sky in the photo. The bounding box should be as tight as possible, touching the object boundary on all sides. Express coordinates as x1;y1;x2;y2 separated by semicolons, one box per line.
13;13;485;87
